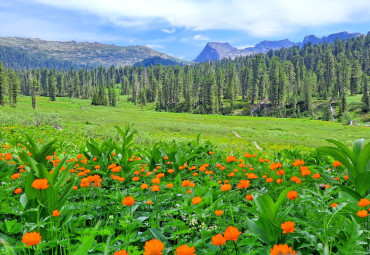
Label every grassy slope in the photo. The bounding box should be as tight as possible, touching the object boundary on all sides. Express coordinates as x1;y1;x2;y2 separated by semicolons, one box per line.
1;95;369;152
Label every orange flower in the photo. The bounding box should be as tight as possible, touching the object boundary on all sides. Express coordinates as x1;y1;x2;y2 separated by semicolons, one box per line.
175;245;196;255
147;200;153;205
270;244;295;255
246;194;253;201
270;162;282;171
72;186;78;190
5;153;12;160
226;155;237;162
186;190;192;194
209;151;214;155
114;250;129;255
166;183;174;188
143;239;165;255
246;173;258;179
224;226;241;241
281;221;296;234
192;196;202;205
215;210;224;216
333;161;343;167
211;234;226;246
358;198;370;207
237;180;250;189
356;210;368;217
287;191;298;201
276;170;285;176
221;183;232;191
141;184;149;190
122;196;135;206
151;185;160;192
31;178;50;190
152;178;160;184
22;232;42;246
14;188;23;194
312;173;321;179
51;209;61;217
11;173;21;180
266;177;273;183
330;203;339;208
291;159;305;166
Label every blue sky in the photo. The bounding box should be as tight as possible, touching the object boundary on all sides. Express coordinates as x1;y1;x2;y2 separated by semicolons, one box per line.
0;0;369;60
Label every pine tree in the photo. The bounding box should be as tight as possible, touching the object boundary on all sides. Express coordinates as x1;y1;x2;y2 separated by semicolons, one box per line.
48;75;57;101
30;72;38;110
362;75;369;112
7;68;19;107
0;62;5;106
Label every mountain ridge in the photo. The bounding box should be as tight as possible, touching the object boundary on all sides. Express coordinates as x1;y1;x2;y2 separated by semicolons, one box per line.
194;31;364;62
0;37;190;69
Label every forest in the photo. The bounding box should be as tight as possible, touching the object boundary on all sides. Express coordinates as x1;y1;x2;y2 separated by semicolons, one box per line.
0;35;369;119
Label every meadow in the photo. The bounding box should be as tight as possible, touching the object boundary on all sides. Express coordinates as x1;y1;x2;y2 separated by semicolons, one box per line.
0;95;369;152
0;96;370;255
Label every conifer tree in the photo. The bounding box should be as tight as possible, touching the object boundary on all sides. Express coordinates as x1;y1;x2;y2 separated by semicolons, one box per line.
7;68;19;107
0;62;5;106
362;75;369;112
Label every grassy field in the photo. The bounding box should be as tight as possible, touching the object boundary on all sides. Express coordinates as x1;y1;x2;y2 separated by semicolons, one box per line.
1;95;369;151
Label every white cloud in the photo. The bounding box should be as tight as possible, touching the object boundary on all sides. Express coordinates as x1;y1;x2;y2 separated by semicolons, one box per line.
193;34;210;41
161;28;176;34
145;44;164;49
236;45;255;49
31;0;370;37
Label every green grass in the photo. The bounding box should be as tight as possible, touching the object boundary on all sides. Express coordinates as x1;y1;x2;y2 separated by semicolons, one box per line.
1;95;369;152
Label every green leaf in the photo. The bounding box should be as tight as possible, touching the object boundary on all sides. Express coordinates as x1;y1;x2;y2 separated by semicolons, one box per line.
149;228;169;245
357;142;370;173
354;171;370;196
72;222;100;255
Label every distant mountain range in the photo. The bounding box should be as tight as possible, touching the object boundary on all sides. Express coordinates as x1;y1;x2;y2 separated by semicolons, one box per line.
194;31;365;62
0;37;190;70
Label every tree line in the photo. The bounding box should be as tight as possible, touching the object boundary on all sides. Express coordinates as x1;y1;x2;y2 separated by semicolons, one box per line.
0;35;369;118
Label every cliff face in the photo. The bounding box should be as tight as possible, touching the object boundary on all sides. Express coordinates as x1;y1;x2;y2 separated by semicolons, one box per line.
194;31;364;62
303;31;362;45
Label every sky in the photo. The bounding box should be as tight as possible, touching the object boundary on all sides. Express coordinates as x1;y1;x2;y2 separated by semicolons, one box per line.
0;0;369;60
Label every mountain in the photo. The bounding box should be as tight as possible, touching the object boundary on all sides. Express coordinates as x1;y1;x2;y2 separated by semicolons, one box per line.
0;37;189;70
194;31;364;62
303;31;362;45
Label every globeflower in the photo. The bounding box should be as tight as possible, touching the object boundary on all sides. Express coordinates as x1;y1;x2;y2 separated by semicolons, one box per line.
114;250;129;255
14;188;23;194
211;234;226;246
358;198;370;207
51;209;61;217
143;239;165;255
281;221;296;234
122;196;135;206
333;161;343;167
224;226;241;241
175;244;196;255
270;244;295;255
221;183;232;191
22;232;42;246
215;210;223;216
357;210;368;218
237;180;250;189
31;178;50;190
226;155;237;162
192;196;202;205
246;194;253;201
287;191;298;201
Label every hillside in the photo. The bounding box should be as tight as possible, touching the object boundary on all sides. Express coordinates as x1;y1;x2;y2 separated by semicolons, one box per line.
194;31;363;62
0;37;190;69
